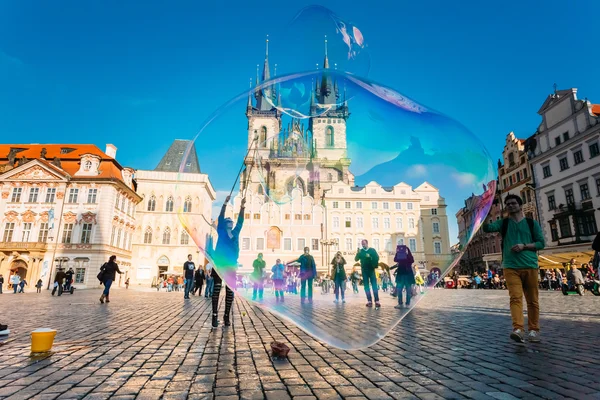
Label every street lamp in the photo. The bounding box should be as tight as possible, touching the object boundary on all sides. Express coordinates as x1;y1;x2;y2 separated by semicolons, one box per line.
320;238;339;275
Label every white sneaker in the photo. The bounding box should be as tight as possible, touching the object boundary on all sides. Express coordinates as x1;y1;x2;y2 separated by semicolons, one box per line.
528;330;541;343
510;329;525;343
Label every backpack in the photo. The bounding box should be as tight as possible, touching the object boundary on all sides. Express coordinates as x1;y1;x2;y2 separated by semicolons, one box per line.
500;218;535;257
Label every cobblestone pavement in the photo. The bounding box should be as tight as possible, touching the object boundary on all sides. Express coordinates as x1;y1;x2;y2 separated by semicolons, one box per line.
0;287;599;400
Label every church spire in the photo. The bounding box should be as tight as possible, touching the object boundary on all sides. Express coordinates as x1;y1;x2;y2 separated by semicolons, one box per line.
323;36;330;69
247;78;253;109
262;35;271;82
256;36;274;111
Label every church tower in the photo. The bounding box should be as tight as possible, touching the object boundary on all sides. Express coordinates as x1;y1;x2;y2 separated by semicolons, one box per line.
243;37;282;195
308;38;353;197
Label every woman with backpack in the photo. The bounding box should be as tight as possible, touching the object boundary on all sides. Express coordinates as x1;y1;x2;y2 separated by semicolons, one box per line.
390;245;415;309
98;255;123;304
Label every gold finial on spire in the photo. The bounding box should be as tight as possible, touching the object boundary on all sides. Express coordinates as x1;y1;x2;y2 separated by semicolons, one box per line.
266;34;269;58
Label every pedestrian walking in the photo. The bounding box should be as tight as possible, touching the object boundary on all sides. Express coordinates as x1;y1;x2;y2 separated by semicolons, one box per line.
331;252;347;303
414;265;425;294
205;263;214;297
183;254;196;299
52;269;65;296
482;194;545;343
211;195;246;328
194;267;205;296
10;274;20;294
350;268;359;294
251;253;266;300
125;278;130;289
271;259;286;300
0;274;4;294
288;247;317;304
391;245;416;309
18;279;27;293
355;239;381;308
98;255;123;304
36;279;43;293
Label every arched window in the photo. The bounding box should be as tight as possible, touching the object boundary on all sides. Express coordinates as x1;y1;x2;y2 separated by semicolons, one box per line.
183;196;192;213
144;227;152;244
147;195;156;211
260;126;267;147
326;126;334;147
165;196;174;212
181;230;189;245
162;227;171;245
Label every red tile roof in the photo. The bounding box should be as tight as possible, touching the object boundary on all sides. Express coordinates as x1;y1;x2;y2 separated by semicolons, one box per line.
592;104;600;116
0;144;135;191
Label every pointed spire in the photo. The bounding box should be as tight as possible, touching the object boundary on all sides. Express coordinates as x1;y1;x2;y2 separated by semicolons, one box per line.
323;35;330;69
247;78;253;109
262;34;271;82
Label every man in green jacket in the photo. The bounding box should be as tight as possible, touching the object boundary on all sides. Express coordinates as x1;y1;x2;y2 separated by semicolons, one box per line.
483;194;545;343
355;239;381;308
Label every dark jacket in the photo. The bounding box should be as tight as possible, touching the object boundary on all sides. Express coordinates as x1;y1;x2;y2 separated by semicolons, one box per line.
214;203;245;269
354;248;379;271
296;254;317;280
100;261;122;281
593;232;600;252
184;261;195;280
331;256;347;281
54;270;66;284
194;269;205;284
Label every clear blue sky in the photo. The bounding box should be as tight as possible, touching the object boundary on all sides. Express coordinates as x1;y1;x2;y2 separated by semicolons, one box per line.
1;0;598;187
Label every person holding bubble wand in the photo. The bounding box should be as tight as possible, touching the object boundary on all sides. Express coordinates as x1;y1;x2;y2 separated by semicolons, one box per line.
210;136;261;328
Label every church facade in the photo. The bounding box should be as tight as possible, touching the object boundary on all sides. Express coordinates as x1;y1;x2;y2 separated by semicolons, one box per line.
223;43;452;275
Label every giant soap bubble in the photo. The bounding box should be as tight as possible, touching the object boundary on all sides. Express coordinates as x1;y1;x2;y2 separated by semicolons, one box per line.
176;8;494;350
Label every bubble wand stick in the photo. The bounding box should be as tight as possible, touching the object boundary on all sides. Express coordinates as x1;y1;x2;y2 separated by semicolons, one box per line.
228;135;259;199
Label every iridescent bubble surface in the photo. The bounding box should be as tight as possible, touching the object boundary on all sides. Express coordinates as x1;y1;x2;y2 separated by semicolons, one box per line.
176;67;495;350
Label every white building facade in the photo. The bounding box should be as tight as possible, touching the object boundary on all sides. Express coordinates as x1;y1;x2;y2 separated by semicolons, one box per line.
0;144;141;289
130;140;216;286
528;88;600;260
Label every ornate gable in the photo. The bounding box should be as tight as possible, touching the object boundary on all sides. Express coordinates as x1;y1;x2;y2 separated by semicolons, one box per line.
21;210;37;223
1;160;67;182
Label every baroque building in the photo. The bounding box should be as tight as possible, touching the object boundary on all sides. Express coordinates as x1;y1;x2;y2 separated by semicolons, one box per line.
0;144;141;289
527;88;600;263
223;41;452;274
498;132;538;220
130;140;216;287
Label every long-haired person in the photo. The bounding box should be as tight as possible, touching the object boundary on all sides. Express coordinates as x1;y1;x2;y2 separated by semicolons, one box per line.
99;255;123;304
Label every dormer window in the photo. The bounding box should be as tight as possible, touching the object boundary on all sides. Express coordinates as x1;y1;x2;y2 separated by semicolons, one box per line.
83;161;92;171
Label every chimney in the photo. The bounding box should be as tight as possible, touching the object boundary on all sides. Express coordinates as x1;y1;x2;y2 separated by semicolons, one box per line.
105;144;117;158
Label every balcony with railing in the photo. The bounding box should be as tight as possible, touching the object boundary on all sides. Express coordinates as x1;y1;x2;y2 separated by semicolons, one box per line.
552;201;596;217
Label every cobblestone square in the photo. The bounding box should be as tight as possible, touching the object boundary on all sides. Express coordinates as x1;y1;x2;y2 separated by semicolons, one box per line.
0;288;599;399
